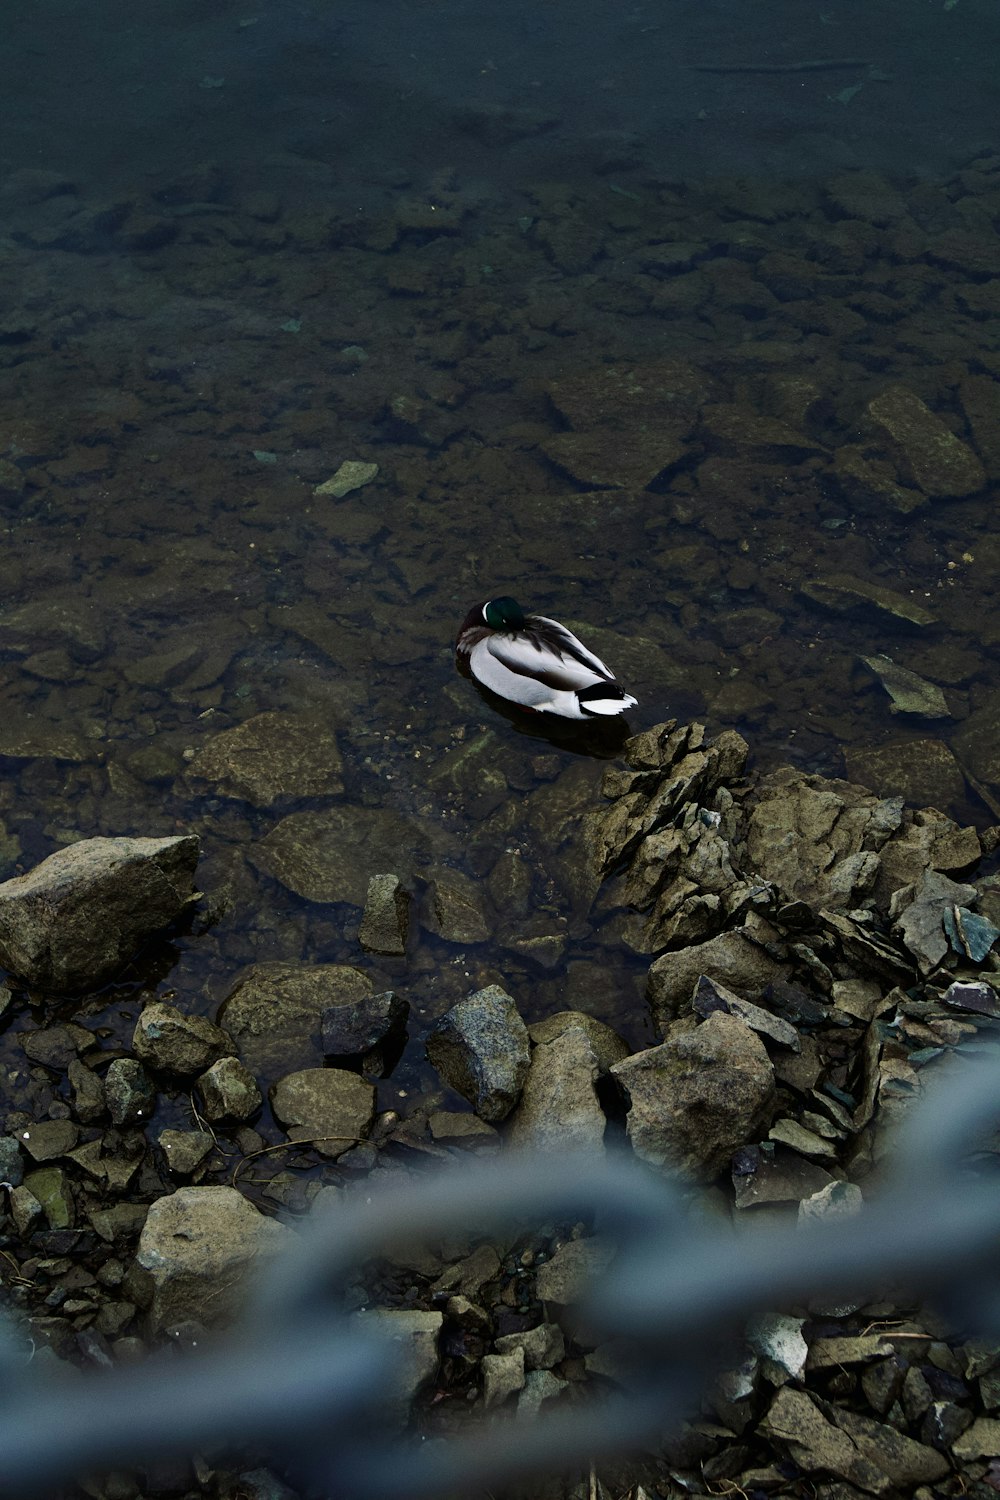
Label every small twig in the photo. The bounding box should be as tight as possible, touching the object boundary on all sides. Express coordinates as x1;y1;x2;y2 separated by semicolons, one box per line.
231;1136;367;1188
693;58;871;73
859;1318;933;1339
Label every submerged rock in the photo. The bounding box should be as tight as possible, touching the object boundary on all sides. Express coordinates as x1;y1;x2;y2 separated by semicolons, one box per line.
250;806;425;906
427;869;490;944
426;985;530;1124
0;834;199;991
846;739;966;809
218;962;373;1077
187;711;343;806
800;573;936;627
135;1185;292;1332
358;874;410;955
867;385;985;499
859;654;951;719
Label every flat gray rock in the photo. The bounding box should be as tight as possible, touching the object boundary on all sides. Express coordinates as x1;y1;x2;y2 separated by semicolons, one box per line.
250;807;424;907
270;1068;375;1159
187;711;343;806
0;834;199;991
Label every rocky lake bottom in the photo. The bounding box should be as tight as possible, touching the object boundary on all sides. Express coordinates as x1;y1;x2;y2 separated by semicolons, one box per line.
2;137;1000;1498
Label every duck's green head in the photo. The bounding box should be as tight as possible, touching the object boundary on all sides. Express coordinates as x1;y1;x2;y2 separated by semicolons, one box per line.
484;596;526;630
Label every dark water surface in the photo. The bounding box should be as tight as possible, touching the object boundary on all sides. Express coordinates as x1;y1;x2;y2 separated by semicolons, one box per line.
2;0;1000;1183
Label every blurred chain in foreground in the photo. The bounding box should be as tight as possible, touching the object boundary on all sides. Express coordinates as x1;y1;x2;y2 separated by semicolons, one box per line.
2;1049;1000;1497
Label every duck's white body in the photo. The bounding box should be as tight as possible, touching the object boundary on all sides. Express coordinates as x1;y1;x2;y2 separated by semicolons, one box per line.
456;598;637;720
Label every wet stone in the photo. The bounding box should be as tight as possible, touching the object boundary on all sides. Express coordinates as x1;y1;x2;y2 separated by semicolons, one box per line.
893;869;978;973
495;1321;566;1371
768;1118;838;1162
535;1239;615;1312
158;1129;215;1178
196;1056;262;1123
867;385;985;498
482;1347;525;1409
219;962;373;1077
527;1011;630;1071
187;711;343;807
358;874;410;956
19;1024;93;1070
941;980;1000;1018
0;834;200;992
320;989;408;1058
67;1059;105;1122
691;975;800;1052
0;1135;24;1187
427;869;490;944
270;1068;375;1160
732;1143;834;1209
133;1002;232;1079
104;1058;156;1127
647;928;787;1027
425;985;530;1124
24;1166;73;1229
427;1111;499;1148
518;1368;567;1418
18;1119;79;1163
507;1026;606;1156
354;1308;442;1427
798;1181;864;1225
10;1184;42;1235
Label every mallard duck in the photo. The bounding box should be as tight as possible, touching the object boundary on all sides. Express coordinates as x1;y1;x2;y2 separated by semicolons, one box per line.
455;597;638;720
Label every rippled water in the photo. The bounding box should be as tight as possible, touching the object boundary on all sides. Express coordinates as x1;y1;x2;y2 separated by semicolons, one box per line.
2;0;1000;1189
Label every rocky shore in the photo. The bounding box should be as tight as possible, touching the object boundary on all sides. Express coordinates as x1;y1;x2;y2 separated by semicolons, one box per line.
0;720;999;1498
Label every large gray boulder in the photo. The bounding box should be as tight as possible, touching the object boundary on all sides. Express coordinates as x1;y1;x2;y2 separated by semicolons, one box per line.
0;834;199;991
611;1012;776;1182
135;1185;293;1332
426;986;530;1124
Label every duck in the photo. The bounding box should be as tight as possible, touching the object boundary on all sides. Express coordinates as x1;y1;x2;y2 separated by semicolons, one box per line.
455;596;638;720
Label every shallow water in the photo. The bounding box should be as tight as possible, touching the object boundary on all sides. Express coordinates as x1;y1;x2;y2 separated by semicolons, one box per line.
2;0;1000;1186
